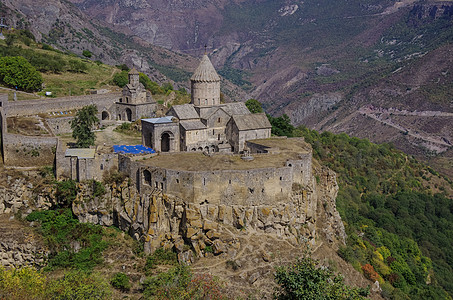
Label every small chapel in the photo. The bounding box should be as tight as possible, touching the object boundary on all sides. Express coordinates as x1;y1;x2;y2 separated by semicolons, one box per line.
141;54;271;153
116;68;156;122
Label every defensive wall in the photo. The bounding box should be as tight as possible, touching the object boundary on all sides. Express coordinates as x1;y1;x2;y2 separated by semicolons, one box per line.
118;138;313;206
5;93;121;117
3;133;57;167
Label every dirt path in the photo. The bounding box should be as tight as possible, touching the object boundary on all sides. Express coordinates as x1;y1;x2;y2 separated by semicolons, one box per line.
94;122;141;146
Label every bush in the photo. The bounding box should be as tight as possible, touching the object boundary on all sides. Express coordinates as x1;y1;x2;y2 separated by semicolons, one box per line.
0;266;46;300
46;271;111;299
55;179;78;207
145;248;178;272
142;264;226;299
26;209;108;272
92;180;106;198
274;255;367;299
82;50;92;58
111;272;131;291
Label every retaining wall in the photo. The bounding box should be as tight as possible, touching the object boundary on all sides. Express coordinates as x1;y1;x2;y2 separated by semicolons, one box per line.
3;134;57;167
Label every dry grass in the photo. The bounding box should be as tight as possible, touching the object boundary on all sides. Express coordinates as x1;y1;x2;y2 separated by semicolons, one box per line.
6;116;50;136
140;151;299;171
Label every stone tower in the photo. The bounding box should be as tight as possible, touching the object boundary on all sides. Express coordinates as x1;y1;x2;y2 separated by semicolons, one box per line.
129;68;140;87
190;55;221;107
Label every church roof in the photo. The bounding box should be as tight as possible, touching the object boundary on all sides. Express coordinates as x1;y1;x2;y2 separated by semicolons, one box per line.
222;102;251;116
190;55;220;82
168;104;199;120
129;68;139;75
142;116;174;124
231;113;271;131
180;120;206;131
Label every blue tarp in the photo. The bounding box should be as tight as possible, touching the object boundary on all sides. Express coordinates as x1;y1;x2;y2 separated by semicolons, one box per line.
113;145;156;155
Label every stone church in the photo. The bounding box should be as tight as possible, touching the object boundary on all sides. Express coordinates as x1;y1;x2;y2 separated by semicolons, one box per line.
116;68;156;122
141;54;271;153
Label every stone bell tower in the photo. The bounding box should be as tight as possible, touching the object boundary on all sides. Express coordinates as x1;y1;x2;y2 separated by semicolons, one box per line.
129;68;140;87
190;54;221;107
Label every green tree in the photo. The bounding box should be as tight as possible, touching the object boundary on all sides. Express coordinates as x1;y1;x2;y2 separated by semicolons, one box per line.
5;34;15;46
71;105;99;148
275;255;368;299
82;50;92;58
0;56;43;91
267;114;295;137
112;70;128;88
245;98;264;113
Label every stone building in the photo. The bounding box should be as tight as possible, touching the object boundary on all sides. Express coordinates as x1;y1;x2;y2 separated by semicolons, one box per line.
141;55;271;153
116;68;157;122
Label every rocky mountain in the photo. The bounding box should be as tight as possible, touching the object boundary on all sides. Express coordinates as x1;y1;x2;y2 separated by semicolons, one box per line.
0;0;246;99
67;0;453;174
1;0;452;173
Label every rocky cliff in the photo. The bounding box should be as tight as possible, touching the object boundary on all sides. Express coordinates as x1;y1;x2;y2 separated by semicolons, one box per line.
72;161;346;263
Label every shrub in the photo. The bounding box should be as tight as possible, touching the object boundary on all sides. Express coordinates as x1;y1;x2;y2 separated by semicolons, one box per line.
82;50;92;58
361;264;379;282
55;179;78;207
0;266;46;299
46;271;111;299
26;209;108;272
274;255;367;299
145;248;178;272
111;272;131;291
92;180;106;198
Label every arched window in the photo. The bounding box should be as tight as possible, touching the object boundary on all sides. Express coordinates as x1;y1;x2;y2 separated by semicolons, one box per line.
143;170;152;185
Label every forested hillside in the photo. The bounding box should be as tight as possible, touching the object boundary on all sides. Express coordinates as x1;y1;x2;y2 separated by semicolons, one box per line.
297;127;453;298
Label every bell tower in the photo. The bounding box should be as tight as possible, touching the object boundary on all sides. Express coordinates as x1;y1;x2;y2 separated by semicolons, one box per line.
190;54;221;107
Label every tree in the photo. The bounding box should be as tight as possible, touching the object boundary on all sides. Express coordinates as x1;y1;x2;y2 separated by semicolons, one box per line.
0;56;43;92
275;255;368;299
71;105;99;148
82;50;92;58
267;114;295;137
245;98;263;113
112;71;128;88
5;34;15;46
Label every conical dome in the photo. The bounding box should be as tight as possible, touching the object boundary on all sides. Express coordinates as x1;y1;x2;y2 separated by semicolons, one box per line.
190;55;220;82
129;67;139;75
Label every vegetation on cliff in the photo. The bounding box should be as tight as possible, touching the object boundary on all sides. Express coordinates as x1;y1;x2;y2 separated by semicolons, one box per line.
296;127;453;298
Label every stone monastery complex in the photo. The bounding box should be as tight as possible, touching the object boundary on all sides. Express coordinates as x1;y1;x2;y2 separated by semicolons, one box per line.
0;54;314;205
0;54;347;260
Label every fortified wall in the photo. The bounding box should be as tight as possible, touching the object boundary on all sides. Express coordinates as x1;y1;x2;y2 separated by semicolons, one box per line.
5;93;121;118
3;134;58;167
0;95;6;163
72;137;345;259
0;92;124;167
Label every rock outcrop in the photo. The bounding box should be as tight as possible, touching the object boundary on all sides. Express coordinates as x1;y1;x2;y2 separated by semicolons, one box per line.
72;162;346;261
0;177;54;215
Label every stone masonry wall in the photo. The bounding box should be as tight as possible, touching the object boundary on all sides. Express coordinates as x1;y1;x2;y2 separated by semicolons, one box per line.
3;134;58;167
0;106;5;163
5;93;120;117
45;117;73;135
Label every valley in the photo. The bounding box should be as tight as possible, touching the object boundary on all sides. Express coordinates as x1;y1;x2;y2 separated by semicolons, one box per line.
0;0;453;299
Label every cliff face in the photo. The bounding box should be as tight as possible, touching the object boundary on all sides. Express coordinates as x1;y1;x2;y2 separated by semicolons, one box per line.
72;162;346;262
